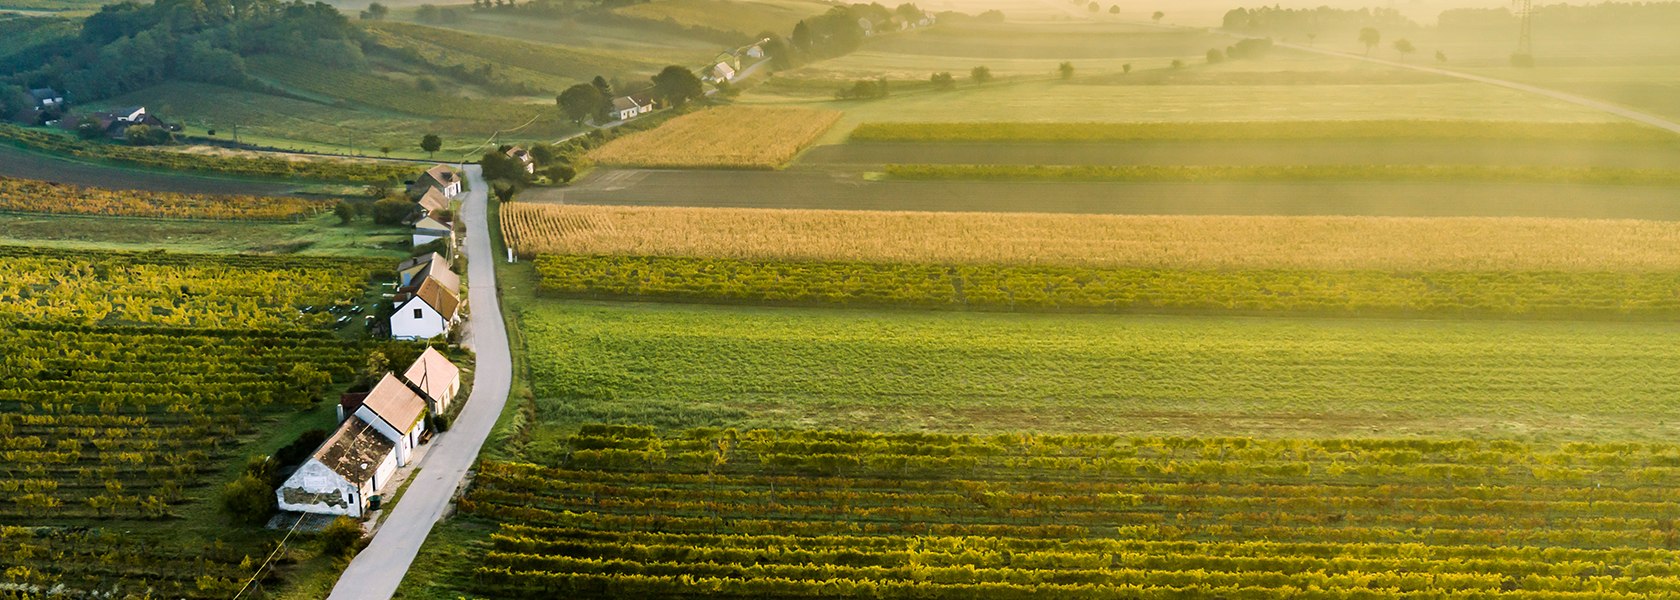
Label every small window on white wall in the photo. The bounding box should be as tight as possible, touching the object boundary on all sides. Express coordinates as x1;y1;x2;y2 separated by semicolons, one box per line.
413;308;423;319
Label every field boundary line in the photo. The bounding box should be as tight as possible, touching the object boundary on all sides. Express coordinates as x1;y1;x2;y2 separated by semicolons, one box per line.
1278;42;1680;135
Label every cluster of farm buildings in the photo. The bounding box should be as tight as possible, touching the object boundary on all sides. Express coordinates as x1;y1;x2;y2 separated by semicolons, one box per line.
277;347;460;518
277;161;484;519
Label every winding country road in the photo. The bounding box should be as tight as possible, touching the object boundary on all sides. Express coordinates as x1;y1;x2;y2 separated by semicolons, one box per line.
325;164;512;600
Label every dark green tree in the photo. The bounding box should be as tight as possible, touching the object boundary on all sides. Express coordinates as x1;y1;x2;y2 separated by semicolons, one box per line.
1058;62;1074;79
651;65;704;108
334;201;355;224
372;197;413;225
969;65;992;84
557;83;605;124
420;133;442;158
591;75;612;97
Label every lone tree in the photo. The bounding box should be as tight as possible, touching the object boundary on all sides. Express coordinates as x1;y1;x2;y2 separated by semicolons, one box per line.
359;2;388;19
1152;10;1163;22
558;83;605;124
970;65;992;84
1058;62;1074;79
1122;63;1132;74
420;133;442;158
1435;49;1448;63
1393;38;1416;62
1086;1;1097;11
1358;27;1381;56
930;71;955;89
1108;5;1118;13
651;65;704;108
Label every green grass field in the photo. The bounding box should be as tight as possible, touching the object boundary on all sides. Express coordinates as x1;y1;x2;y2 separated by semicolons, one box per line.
511;296;1680;443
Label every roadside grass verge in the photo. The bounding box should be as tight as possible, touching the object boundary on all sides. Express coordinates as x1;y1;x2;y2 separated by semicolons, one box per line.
850;121;1679;143
883;163;1680;185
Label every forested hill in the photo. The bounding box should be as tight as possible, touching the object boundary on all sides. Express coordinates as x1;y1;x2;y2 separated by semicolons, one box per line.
2;0;362;104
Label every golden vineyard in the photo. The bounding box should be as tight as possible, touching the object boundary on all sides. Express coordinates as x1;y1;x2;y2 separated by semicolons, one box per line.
497;203;1680;271
0;176;330;221
587;106;843;169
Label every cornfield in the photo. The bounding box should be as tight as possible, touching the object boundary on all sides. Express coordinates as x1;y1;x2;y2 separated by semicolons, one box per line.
587;106;843;169
0;176;330;221
498;203;1680;271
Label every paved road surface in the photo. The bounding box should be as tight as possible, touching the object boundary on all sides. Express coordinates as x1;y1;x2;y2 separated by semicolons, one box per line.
325;164;512;600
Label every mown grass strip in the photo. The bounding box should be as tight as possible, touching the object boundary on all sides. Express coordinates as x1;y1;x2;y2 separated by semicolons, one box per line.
850;121;1680;143
884;164;1680;185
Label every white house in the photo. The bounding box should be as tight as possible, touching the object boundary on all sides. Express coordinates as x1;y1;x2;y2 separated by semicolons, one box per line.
353;373;428;466
275;418;398;518
390;275;461;341
415;164;462;199
29;88;63;109
708;62;737;82
403;347;461;415
412;216;453;248
416;187;449;216
610;96;652;122
113;106;147;123
397;253;450;288
506;146;536;174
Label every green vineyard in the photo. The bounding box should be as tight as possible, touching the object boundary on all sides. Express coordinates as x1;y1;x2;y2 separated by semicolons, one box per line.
0;246;379;598
531;254;1680;318
437;426;1680;598
0;245;386;329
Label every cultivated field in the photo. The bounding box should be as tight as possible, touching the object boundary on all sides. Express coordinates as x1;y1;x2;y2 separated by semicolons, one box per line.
508;300;1680;438
847;121;1678;143
0;176;330;221
0;245;382;598
587;106;843;169
610;0;830;36
500;204;1680;271
408;429;1680;599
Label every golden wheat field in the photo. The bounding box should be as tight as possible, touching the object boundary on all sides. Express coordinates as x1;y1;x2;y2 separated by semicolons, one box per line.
587;106;843;169
501;203;1680;271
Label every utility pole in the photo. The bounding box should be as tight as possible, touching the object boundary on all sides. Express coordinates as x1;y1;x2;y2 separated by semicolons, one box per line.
1511;0;1534;67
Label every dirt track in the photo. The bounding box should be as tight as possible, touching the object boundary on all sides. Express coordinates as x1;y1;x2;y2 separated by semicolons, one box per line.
537;168;1680;219
0;145;293;195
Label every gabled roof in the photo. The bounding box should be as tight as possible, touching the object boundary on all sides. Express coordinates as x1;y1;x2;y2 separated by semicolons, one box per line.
416;187;449;213
610;96;643;112
314;417;396;484
422;164;457;186
414;216;451;232
362;373;427;434
398;252;448;274
28;88;60;101
411;276;461;321
403;347;460;405
505;146;533;163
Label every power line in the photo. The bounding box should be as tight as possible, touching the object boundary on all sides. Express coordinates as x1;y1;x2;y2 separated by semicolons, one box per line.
231;512;308;600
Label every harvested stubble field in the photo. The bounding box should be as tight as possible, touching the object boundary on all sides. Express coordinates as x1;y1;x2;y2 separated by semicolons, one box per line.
848;121;1679;143
587;106;842;169
499;204;1680;271
0;175;329;221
